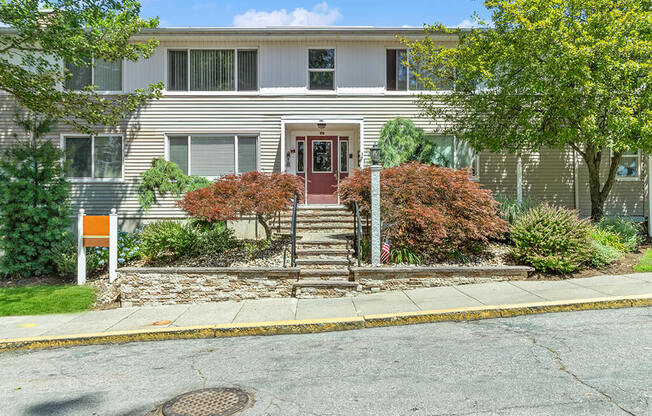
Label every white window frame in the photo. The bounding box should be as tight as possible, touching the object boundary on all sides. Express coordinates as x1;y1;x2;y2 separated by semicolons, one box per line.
164;134;260;179
338;137;349;173
385;48;452;94
60;134;125;183
64;57;124;93
311;140;334;173
615;150;641;181
307;48;336;91
164;48;260;94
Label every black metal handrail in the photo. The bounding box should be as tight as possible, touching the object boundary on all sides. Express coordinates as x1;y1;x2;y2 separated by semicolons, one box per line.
354;201;362;267
290;195;298;267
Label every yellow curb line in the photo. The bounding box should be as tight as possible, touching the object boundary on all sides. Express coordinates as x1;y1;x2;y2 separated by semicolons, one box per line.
1;295;650;352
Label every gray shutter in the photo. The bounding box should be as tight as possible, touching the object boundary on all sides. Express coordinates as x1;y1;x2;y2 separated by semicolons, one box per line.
238;136;257;173
191;136;235;176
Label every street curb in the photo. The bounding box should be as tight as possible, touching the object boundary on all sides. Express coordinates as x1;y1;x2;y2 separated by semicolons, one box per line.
1;295;650;352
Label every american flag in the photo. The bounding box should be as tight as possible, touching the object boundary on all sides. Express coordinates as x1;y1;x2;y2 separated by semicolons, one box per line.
380;238;391;263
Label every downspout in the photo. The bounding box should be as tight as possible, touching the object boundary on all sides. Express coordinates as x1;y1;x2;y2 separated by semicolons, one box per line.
648;154;652;238
573;149;580;211
516;153;523;203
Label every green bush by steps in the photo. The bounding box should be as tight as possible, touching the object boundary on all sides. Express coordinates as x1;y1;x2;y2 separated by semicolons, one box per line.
596;217;643;253
510;204;593;273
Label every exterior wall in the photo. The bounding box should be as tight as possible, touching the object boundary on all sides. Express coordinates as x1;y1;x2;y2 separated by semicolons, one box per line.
522;147;576;208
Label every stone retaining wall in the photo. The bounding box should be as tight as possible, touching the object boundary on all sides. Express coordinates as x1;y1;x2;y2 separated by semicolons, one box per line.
351;266;534;293
118;267;300;307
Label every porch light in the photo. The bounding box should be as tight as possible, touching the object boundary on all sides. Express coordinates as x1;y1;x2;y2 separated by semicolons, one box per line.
370;144;381;166
317;122;327;135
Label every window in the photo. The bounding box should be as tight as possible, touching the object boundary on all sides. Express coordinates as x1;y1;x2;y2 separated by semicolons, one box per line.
308;49;335;90
63;135;123;180
65;58;122;91
424;135;477;174
167;49;258;92
312;141;333;172
386;49;451;91
339;140;348;172
167;135;258;177
297;140;305;173
617;150;640;179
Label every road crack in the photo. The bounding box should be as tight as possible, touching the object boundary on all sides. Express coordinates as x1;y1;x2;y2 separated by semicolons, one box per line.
470;321;639;416
190;348;213;388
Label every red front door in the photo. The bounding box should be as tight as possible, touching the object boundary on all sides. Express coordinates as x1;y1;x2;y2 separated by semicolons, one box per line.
307;136;338;204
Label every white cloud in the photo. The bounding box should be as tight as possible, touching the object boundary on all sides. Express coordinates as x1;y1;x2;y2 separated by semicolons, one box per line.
233;2;342;27
456;19;476;28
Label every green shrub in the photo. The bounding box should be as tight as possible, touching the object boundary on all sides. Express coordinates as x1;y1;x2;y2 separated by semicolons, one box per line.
141;221;198;260
193;221;238;255
590;241;624;268
590;227;626;253
390;246;422;265
510;205;592;273
138;158;211;211
597;217;643;252
496;195;538;224
0;121;71;277
634;249;652;272
244;239;272;259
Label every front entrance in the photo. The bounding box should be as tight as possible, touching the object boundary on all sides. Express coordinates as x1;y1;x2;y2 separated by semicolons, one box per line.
307;136;339;204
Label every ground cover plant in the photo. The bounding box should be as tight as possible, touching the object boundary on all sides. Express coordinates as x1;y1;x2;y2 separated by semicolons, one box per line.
341;162;507;261
0;285;96;317
634;249;652;272
180;171;304;240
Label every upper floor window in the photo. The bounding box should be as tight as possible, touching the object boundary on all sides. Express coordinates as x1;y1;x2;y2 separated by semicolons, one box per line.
167;49;258;92
65;58;122;91
63;135;123;181
167;135;258;177
616;150;640;179
425;135;477;174
308;48;335;90
386;49;452;92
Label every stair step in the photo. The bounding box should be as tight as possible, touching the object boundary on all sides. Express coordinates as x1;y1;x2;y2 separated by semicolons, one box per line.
296;258;350;266
296;241;350;250
300;269;351;279
296;248;350;256
280;217;352;224
293;280;358;289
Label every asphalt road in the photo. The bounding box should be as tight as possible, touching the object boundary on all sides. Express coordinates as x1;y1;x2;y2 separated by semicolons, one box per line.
1;307;651;416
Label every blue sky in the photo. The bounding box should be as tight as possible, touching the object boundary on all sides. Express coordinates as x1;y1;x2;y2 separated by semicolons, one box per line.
139;1;491;28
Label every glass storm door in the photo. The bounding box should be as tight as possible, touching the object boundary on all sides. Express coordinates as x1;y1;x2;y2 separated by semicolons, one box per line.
307;136;338;204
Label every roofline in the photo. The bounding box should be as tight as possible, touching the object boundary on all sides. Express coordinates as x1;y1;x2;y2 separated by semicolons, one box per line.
136;26;459;36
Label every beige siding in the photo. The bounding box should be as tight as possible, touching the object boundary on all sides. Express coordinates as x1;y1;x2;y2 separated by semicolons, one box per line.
522;147;575;208
478;151;518;198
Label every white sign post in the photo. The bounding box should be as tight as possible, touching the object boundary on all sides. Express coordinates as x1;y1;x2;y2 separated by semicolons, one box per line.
109;208;118;283
77;208;118;285
77;209;86;286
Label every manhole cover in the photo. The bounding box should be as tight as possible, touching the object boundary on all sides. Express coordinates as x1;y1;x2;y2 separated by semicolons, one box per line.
161;387;252;416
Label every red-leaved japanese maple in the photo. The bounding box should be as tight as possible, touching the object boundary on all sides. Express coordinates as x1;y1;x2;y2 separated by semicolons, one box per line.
179;172;304;240
340;162;508;258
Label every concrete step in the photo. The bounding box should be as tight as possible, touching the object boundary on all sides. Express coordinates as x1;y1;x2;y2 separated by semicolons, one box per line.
296;258;350;267
292;280;359;298
299;268;351;280
280;217;352;224
296;248;350;256
296;241;350;250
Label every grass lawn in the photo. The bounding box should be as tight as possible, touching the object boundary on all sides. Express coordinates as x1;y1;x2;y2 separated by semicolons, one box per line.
0;285;96;317
633;249;652;272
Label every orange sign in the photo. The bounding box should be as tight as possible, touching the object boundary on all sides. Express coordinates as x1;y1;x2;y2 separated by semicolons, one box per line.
83;216;110;247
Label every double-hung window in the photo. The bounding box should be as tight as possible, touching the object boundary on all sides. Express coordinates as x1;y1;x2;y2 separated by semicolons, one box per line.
167;135;258;177
424;135;478;174
167;49;258;92
616;150;640;179
308;49;335;90
65;57;122;91
63;135;124;181
386;49;452;92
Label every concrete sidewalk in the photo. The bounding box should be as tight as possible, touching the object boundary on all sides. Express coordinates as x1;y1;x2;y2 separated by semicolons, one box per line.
1;273;651;349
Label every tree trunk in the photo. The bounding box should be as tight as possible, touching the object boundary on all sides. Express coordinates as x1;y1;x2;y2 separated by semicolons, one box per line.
578;143;622;222
257;213;272;240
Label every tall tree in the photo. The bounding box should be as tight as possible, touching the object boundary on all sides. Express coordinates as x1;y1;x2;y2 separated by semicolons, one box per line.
405;0;651;220
0;0;162;132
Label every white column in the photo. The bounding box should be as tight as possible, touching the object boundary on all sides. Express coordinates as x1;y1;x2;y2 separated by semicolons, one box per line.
516;154;523;203
648;155;652;238
573;149;580;210
371;165;381;266
77;209;86;286
109;208;118;283
280;120;286;172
